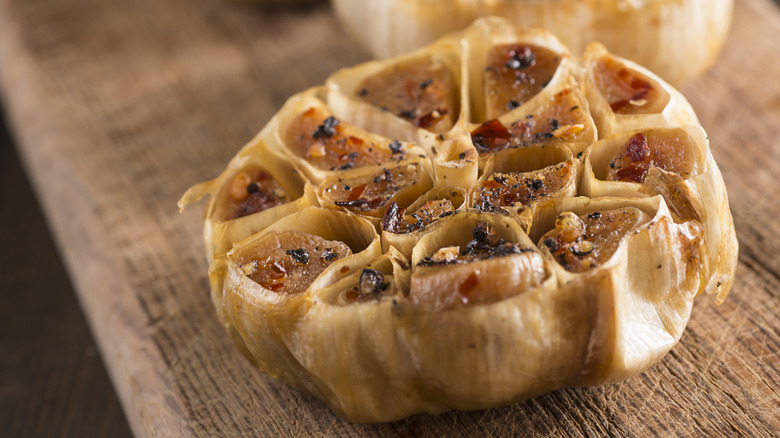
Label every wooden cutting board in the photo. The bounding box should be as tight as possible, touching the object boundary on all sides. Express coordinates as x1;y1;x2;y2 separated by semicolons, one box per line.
0;0;778;435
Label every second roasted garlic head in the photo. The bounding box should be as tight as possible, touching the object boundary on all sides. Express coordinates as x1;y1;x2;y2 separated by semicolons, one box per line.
332;0;733;86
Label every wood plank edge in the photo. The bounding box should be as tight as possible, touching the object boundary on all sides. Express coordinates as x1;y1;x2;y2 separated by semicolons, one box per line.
0;6;196;438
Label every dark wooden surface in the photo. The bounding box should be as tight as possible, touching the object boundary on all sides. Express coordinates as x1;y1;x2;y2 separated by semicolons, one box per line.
0;0;778;436
0;112;132;437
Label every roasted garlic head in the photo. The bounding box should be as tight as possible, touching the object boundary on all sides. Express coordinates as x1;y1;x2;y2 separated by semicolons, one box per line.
333;0;733;86
180;18;737;422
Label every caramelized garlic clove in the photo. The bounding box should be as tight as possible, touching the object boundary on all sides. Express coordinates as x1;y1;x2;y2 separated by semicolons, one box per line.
539;207;652;274
380;186;467;259
470;144;577;218
223;207;380;297
482;43;564;120
354;56;459;134
409;211;550;310
582;125;706;196
275;90;429;185
580;124;736;301
326;40;465;151
530;196;709;378
460;19;578;123
468;84;596;158
584;43;698;138
316;157;434;222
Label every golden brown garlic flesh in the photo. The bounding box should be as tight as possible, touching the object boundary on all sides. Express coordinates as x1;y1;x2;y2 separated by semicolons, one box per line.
356;56;458;133
411;222;547;310
233;231;352;294
473;162;572;212
471;88;592;154
539;208;651;273
606;130;701;183
593;57;668;115
225;170;289;220
484;44;562;120
284;106;406;172
319;161;429;216
382;199;455;234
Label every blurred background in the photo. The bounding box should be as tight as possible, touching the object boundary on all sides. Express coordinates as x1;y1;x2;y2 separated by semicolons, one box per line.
1;108;133;436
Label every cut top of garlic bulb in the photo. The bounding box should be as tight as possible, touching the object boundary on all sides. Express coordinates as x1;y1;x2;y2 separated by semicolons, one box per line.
181;17;737;423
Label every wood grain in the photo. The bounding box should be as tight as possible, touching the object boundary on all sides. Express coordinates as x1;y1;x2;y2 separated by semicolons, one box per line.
0;0;778;436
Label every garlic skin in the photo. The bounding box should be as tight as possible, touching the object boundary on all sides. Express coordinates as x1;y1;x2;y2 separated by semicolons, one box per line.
332;0;733;86
581;124;737;302
179;109;314;262
180;17;737;422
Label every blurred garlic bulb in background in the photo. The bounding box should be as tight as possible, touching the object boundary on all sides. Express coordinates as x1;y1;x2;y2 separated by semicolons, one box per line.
332;0;733;85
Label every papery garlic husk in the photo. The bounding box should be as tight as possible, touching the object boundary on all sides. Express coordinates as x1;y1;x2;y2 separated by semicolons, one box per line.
181;17;737;423
529;195;706;380
178;113;312;262
332;0;733;86
581;125;737;302
432;134;479;189
274;248;418;422
212;207;381;385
